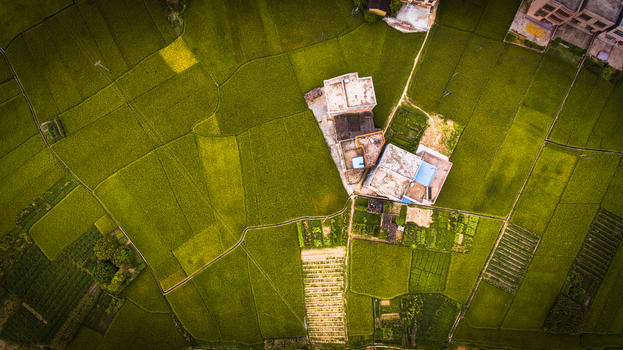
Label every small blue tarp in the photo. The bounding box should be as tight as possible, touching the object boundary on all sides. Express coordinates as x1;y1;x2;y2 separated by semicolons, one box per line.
352;156;365;169
396;197;412;204
414;161;437;187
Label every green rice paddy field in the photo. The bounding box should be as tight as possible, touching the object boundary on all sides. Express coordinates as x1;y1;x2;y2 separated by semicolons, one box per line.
2;0;623;348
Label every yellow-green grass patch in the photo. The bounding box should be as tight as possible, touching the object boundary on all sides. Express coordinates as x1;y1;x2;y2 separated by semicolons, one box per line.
350;239;412;299
52;105;156;187
244;224;306;338
346;291;374;336
549;68;613;147
159;37;198;73
238;111;347;225
166;281;221;341
471;106;552;217
559;151;620;205
502;203;599;330
216;54;306;135
123;271;169;313
0;96;36;158
289;38;347;93
94;214;117;235
131;64;218;142
586;81;623;151
464;282;513;328
444;218;503;304
29;186;104;260
0;137;66;236
96;302;187;350
192;248;263;344
511;144;578;235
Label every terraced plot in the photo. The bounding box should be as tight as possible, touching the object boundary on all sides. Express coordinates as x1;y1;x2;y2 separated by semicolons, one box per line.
301;248;347;344
484;224;539;293
575;209;623;285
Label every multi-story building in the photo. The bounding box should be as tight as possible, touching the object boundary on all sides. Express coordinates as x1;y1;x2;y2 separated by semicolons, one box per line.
527;0;623;34
527;0;584;26
602;15;623;43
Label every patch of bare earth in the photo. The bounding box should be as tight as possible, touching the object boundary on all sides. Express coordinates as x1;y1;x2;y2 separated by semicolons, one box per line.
301;248;347;344
406;207;433;227
420;113;459;157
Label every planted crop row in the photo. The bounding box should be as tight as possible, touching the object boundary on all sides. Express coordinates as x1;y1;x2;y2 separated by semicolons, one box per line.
484;224;539;293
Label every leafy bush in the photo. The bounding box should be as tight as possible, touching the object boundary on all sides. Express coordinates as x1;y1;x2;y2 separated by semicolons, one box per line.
363;11;381;23
106;270;127;293
389;0;403;16
93;262;117;285
93;237;117;261
112;245;134;267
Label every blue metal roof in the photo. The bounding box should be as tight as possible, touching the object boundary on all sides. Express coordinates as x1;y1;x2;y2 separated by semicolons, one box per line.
414;161;437;187
352;156;365;169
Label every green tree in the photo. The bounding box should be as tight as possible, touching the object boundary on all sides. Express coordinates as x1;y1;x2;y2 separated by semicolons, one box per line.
112;245;134;267
93;262;117;285
94;236;117;261
107;270;127;293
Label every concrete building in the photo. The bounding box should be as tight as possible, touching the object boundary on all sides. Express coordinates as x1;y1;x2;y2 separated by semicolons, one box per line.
363;144;452;205
323;73;376;117
602;13;623;43
306;73;385;194
527;0;623;34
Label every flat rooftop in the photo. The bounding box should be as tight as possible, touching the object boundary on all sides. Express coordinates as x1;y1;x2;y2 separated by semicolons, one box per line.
355;131;384;167
376;143;422;179
583;0;623;22
556;0;585;12
324;73;376;114
334;111;376;141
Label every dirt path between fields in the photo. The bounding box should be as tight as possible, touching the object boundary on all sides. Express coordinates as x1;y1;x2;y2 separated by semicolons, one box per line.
383;28;432;133
448;56;588;342
163;196;354;295
0;47;166;295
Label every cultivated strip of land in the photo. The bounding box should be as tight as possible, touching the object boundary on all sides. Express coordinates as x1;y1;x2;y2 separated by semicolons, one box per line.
301;247;347;344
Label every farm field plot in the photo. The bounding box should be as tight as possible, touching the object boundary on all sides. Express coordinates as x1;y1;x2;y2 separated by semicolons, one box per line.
0;240;95;345
541;209;623;334
483;224;539;294
511;144;579;235
29;186;104;260
444;218;503;304
95;302;186;350
302;248;347;344
346;291;374;337
243;224;306;339
464;282;513;329
549;68;614;147
409;250;451;292
402;208;479;253
502;203;598;330
238;112;347;225
350;239;412;299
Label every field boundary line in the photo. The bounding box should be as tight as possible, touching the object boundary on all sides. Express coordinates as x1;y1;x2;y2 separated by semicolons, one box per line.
448;55;587;342
544;140;623;156
163;196;354;295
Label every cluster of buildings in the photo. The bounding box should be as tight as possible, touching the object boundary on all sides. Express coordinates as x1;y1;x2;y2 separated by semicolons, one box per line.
512;0;623;69
305;73;452;205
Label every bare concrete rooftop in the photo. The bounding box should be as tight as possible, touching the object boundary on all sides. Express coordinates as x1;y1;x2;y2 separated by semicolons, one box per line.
584;0;623;22
324;73;376;115
557;0;585;12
